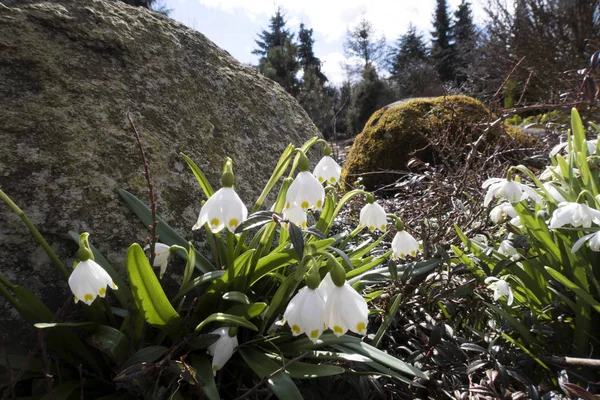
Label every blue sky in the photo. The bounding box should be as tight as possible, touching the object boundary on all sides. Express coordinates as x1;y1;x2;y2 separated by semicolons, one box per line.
164;0;486;85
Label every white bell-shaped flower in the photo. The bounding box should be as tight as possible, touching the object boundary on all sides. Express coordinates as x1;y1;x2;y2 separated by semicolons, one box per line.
207;327;238;375
313;156;342;185
498;240;519;260
549;202;600;229
68;259;118;305
483;178;542;207
359;202;387;232
283;286;326;342
485;277;514;306
193;187;248;233
391;230;419;260
489;202;517;224
283;203;308;228
285;171;325;211
543;183;566;203
320;274;368;337
571;231;600;253
144;243;171;279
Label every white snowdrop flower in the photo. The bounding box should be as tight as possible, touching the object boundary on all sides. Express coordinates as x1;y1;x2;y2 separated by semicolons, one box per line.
207;327;238;375
283;286;326;342
543;183;566;203
571;231;600;253
320;274;368;337
587;139;598;155
285;171;325;211
193;187;248;233
359;201;387;232
483;178;542;207
485;277;514;306
144;243;171;279
489;202;517;224
540;165;563;181
314;156;342;185
68;259;118;305
498;240;519;260
549;202;600;229
282;203;308;228
391;230;419;260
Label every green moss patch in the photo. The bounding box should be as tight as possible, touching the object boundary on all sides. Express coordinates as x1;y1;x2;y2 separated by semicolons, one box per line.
342;95;536;190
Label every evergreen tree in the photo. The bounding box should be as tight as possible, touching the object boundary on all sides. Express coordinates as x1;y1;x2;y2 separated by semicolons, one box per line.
453;0;476;85
430;0;456;82
389;25;428;77
297;68;334;136
253;8;291;57
389;26;441;98
344;17;387;78
346;65;385;135
253;8;300;95
298;24;328;84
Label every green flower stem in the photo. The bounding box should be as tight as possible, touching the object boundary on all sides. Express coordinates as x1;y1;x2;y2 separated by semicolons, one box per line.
0;272;17;306
372;292;403;347
386;214;404;231
575;189;596;204
324;189;368;234
338;225;365;250
0;189;70;281
226;231;235;283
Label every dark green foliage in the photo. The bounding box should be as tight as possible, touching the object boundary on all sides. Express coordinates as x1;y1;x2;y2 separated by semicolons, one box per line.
430;0;456;82
388;25;441;98
298;24;328;84
297;68;334;137
453;0;476;85
253;8;300;95
345;65;385;135
253;8;292;57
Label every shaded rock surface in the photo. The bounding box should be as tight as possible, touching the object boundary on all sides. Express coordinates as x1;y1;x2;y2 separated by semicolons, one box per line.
0;0;319;346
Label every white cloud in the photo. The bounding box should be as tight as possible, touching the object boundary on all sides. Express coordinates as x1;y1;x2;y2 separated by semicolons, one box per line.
197;0;486;43
320;52;351;86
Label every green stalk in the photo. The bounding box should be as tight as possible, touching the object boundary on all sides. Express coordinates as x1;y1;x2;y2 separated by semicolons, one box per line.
372;293;403;347
226;231;235;283
339;225;365;249
0;189;70;281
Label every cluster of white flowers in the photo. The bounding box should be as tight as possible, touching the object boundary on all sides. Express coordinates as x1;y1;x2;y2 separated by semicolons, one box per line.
66;146;428;376
284;273;369;343
357;197;420;260
482;130;600;307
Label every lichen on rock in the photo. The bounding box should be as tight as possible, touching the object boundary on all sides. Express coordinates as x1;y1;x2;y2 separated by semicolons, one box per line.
0;0;320;347
342;95;536;190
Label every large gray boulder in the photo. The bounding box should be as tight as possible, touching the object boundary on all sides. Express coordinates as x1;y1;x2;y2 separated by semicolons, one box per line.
0;0;320;345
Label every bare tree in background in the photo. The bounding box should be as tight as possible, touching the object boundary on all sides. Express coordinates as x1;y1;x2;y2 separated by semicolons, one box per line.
471;0;600;105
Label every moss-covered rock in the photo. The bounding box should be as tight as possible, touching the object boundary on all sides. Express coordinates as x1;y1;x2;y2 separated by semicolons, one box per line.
343;95;535;189
0;0;320;347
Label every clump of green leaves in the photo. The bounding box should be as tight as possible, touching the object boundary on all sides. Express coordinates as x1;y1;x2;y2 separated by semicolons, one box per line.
0;137;431;399
455;108;600;394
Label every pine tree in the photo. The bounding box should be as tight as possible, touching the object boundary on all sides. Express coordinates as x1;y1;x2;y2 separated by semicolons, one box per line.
389;25;428;77
346;65;384;135
297;68;334;136
253;8;291;57
430;0;456;82
344;17;387;78
298;24;328;84
253;8;300;95
453;0;476;85
388;26;441;98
